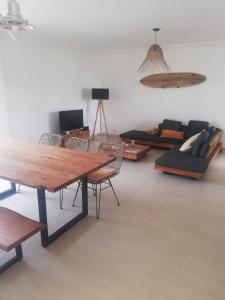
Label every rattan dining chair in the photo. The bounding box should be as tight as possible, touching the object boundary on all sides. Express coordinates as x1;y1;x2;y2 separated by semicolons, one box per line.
73;143;124;219
18;133;62;192
39;133;62;146
59;137;90;209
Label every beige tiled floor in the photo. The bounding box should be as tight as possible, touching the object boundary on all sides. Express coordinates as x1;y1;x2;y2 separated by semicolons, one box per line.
1;148;225;300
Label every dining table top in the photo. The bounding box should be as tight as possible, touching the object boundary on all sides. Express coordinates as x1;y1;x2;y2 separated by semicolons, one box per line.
0;138;114;192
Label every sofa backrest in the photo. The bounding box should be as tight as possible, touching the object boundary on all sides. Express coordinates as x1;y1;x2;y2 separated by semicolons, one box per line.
158;119;183;134
185;120;209;139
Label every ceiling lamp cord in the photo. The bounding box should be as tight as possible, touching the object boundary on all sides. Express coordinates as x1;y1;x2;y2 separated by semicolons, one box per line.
154;28;158;44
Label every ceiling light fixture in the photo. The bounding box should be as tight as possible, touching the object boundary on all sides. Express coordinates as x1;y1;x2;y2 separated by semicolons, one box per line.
139;28;170;74
139;28;207;88
0;0;34;41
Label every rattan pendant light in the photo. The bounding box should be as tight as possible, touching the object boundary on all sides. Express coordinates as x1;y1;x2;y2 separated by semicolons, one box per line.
139;28;207;88
139;28;170;74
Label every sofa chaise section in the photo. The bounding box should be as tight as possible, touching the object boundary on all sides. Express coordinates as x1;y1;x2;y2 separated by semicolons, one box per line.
155;128;223;179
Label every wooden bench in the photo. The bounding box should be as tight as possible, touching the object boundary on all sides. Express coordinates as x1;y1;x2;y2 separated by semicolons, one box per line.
0;207;44;273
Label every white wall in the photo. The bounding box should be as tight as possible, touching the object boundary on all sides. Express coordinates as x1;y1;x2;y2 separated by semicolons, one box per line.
1;37;225;142
98;42;225;141
0;40;10;138
0;35;98;141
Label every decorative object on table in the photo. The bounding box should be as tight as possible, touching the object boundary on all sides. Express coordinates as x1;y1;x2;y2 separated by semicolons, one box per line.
147;127;158;135
92;88;110;141
130;140;136;146
122;140;135;148
139;28;207;88
139;28;170;74
0;0;34;41
121;142;131;148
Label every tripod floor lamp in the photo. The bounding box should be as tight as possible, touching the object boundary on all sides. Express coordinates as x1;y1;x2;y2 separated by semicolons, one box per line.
92;88;109;140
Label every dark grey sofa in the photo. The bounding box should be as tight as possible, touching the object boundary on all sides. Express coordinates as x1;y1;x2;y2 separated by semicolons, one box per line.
120;119;223;179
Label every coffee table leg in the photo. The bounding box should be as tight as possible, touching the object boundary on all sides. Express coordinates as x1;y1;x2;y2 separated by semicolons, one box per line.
37;177;88;247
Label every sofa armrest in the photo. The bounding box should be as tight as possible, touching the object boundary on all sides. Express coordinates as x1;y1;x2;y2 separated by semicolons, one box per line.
206;130;223;159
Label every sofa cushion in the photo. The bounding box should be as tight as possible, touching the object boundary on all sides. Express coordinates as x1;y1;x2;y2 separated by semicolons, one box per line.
163;119;182;131
188;120;209;130
192;140;203;157
208;126;217;135
120;130;182;145
156;146;209;173
185;128;202;139
185;120;209;139
199;143;209;159
191;131;210;157
161;129;184;140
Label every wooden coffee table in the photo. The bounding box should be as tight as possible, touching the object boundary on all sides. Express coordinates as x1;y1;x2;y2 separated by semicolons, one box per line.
123;144;151;161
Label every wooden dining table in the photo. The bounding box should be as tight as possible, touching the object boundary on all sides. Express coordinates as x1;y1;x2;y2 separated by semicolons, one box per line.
0;138;114;247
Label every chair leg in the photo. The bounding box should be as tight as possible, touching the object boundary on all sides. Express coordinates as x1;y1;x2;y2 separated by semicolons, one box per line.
92;184;96;197
60;189;64;209
72;181;81;207
109;179;120;206
95;184;98;218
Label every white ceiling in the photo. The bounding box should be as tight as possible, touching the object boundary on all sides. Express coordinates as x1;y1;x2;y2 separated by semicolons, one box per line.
1;0;225;50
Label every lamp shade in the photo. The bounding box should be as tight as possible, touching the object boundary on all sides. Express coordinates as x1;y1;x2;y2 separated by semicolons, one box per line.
92;88;109;100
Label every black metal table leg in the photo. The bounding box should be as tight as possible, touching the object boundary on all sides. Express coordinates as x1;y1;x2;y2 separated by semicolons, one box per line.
0;182;16;201
37;189;49;247
82;177;88;216
0;245;23;274
37;177;88;247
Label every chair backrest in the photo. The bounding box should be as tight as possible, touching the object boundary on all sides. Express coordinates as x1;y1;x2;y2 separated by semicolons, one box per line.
65;137;90;152
98;143;124;174
39;133;62;147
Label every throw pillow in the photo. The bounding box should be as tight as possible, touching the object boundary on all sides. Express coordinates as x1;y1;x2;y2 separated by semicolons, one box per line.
188;120;209;130
191;131;210;157
160;129;184;140
208;126;217;135
186;120;209;139
180;132;201;152
185;128;202;139
199;143;209;158
192;140;203;157
163;119;182;131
